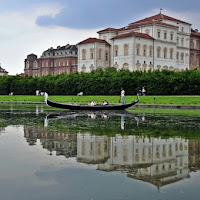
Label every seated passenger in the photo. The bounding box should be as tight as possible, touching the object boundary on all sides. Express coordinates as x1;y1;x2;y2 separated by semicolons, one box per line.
90;100;96;106
102;100;109;105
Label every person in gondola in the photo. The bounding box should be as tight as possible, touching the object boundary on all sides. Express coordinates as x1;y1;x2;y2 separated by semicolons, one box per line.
121;87;125;104
90;100;96;106
101;100;109;105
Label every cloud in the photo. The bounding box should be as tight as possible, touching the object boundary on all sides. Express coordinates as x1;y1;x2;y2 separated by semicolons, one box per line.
0;2;98;75
1;2;200;75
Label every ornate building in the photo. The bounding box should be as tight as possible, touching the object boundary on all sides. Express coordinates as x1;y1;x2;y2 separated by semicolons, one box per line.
24;44;78;77
190;29;200;69
0;64;8;76
78;12;191;72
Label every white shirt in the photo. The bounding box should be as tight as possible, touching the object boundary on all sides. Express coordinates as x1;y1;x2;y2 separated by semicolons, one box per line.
91;101;95;106
121;90;125;97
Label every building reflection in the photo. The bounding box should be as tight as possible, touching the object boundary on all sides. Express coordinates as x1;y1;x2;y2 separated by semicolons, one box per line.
24;126;200;188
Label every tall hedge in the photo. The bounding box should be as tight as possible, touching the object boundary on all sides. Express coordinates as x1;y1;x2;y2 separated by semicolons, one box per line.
0;68;200;95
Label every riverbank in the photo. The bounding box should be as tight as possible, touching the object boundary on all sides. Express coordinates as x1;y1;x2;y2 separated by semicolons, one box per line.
0;95;200;105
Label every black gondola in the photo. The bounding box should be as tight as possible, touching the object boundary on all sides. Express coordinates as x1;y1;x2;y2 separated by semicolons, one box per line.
45;93;139;110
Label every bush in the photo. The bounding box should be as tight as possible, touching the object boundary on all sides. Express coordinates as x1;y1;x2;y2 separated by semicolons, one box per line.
0;68;200;95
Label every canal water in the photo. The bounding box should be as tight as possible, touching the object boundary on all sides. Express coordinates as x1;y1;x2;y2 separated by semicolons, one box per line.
0;105;200;200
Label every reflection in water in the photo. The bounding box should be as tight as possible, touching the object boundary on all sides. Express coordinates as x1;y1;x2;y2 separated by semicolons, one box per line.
24;124;200;189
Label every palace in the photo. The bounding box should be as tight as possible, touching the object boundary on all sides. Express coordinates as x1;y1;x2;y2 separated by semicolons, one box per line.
77;12;196;72
0;64;8;76
24;44;77;77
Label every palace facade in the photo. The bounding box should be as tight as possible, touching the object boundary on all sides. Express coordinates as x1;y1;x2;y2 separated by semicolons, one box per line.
24;44;77;77
77;12;193;72
190;29;200;69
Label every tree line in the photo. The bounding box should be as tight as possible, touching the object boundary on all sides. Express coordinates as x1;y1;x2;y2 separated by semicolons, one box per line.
0;67;200;95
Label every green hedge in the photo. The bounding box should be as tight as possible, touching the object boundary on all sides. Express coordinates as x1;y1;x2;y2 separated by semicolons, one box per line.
0;68;200;95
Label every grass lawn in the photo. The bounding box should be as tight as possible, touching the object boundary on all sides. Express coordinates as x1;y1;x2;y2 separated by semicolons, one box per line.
0;95;200;105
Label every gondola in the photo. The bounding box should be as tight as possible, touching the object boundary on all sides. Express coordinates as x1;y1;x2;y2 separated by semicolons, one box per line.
45;93;139;110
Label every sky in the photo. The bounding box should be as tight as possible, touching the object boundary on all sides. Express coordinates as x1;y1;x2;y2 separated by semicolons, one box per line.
1;0;200;75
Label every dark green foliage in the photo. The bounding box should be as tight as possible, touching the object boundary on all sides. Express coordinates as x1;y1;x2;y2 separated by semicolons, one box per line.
0;68;200;95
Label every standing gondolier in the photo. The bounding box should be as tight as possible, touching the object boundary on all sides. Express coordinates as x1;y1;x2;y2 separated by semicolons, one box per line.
121;87;125;104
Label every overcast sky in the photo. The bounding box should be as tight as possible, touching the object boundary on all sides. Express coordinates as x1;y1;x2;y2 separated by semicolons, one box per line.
1;0;200;75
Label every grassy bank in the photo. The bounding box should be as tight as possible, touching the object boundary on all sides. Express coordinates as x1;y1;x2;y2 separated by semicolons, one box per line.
0;95;200;105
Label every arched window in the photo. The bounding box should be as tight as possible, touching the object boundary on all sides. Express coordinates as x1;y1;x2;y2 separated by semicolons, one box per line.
157;47;161;58
136;44;140;56
163;48;167;59
82;49;86;60
143;45;147;56
33;60;38;68
26;61;29;69
114;45;119;56
181;53;184;62
170;48;173;59
124;44;129;56
90;48;94;59
149;46;153;57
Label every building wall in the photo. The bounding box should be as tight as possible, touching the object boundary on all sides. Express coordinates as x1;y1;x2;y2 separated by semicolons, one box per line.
78;42;110;73
24;46;77;77
190;34;200;69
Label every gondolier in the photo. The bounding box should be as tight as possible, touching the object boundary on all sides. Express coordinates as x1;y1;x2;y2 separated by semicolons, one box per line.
121;88;125;104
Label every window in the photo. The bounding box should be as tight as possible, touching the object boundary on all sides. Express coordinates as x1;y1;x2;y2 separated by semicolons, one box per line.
177;52;179;61
136;44;140;56
170;33;173;40
33;61;38;68
99;49;102;59
170;49;173;59
143;45;147;56
157;47;161;58
91;52;93;59
149;46;153;57
124;44;129;56
182;27;184;32
105;52;108;61
197;40;200;50
90;48;94;59
196;56;199;65
181;53;184;62
143;49;146;56
157;31;160;38
82;49;86;60
181;38;184;46
26;61;29;69
137;48;140;55
163;48;167;59
190;40;194;49
114;45;119;56
164;32;167;40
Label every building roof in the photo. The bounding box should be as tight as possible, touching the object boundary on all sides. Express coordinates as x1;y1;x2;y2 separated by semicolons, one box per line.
191;32;200;37
0;66;8;73
97;18;177;35
77;38;111;45
130;13;191;25
97;27;119;33
111;32;154;40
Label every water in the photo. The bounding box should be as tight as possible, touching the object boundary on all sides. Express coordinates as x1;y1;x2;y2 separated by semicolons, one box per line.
0;105;200;200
